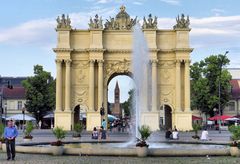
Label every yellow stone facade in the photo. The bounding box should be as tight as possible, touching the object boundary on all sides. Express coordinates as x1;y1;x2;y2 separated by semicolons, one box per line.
53;7;193;131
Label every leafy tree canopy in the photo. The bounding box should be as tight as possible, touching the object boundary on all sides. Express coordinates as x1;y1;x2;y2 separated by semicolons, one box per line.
190;54;232;116
22;65;55;122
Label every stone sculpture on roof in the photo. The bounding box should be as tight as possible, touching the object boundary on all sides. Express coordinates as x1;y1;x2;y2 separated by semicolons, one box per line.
56;14;71;29
142;14;158;29
173;14;190;29
89;14;103;29
104;5;137;30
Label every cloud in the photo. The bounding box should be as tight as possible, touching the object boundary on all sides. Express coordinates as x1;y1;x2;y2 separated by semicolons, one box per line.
96;0;112;4
211;8;225;16
133;1;143;5
159;0;180;5
0;7;117;46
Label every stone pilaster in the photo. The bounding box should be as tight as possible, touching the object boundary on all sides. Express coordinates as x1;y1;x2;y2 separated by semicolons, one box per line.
184;59;191;112
175;60;181;111
65;59;72;111
55;59;63;111
89;60;95;111
97;60;104;110
151;59;158;112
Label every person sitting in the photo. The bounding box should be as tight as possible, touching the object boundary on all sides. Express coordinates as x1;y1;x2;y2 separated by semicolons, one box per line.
200;128;208;141
165;128;172;139
91;127;98;139
172;129;179;140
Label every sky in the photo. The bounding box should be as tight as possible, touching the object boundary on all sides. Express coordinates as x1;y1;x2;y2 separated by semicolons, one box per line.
0;0;240;102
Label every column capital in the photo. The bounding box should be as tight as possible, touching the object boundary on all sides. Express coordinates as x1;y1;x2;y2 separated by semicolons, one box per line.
150;59;158;65
184;59;191;64
55;59;62;64
97;59;104;63
89;59;95;64
175;59;182;66
65;59;72;66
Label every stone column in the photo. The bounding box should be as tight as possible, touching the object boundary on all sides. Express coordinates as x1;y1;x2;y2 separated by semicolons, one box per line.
55;59;63;111
184;59;191;111
175;60;181;111
151;59;158;112
65;59;72;111
98;60;104;110
89;60;95;111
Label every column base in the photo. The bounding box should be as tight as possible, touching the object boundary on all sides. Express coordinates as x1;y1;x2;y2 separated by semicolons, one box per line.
54;111;73;131
86;112;101;131
141;112;159;131
174;111;192;131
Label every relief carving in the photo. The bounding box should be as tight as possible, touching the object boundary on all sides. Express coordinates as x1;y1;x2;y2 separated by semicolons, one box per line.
72;89;89;108
104;59;131;81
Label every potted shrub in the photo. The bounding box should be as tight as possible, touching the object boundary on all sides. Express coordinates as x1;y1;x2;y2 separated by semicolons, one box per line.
0;124;5;149
192;123;201;140
51;126;66;155
72;122;83;140
136;125;152;157
228;125;240;157
23;121;34;142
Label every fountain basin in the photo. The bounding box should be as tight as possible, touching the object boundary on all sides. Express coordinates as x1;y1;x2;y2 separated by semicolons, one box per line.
5;142;230;157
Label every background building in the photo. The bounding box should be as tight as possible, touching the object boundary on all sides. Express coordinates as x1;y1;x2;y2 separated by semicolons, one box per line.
223;68;240;116
0;76;28;117
111;81;122;118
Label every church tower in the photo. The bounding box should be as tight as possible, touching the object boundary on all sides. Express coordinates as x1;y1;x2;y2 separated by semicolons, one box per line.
112;81;121;118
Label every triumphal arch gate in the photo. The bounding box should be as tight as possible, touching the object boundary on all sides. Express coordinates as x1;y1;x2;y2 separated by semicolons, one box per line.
53;6;193;131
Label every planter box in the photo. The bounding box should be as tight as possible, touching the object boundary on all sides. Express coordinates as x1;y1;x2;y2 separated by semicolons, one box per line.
230;147;240;157
136;147;148;157
51;146;64;156
23;138;33;142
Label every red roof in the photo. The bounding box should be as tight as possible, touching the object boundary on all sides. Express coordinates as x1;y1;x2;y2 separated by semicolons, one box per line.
2;87;26;99
230;79;240;99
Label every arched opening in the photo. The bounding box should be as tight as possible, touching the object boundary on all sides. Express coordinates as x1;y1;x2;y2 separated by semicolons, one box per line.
164;105;172;130
107;73;134;132
73;104;87;129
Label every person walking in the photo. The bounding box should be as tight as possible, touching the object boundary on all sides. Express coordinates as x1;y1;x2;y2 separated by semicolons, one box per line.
102;119;107;130
4;120;18;160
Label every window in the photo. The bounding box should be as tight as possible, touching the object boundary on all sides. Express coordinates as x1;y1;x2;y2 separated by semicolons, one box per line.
228;102;235;111
17;101;22;110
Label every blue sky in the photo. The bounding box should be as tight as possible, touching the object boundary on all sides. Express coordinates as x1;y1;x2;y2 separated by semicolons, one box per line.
1;0;240;102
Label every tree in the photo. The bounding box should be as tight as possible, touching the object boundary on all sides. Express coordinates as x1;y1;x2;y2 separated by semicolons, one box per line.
190;54;232;116
22;65;55;122
122;89;135;116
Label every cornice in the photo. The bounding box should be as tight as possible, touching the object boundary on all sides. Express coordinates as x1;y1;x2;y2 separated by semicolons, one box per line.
53;48;73;52
173;48;194;53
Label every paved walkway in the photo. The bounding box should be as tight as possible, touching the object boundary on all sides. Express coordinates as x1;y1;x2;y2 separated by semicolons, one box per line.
15;129;232;144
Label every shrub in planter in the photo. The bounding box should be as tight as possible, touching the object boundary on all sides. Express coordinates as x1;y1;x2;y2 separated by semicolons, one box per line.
51;126;66;146
228;125;240;157
24;122;34;139
0;124;5;143
136;125;152;147
192;123;201;139
72;122;83;138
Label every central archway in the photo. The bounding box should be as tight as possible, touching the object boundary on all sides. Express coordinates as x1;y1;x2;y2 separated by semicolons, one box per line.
164;105;172;130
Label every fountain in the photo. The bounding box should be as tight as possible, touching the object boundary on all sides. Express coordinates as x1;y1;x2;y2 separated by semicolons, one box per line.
132;23;151;139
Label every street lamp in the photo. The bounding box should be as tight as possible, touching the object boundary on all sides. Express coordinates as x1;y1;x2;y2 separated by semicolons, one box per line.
4;103;7;126
22;107;25;129
217;51;229;134
37;110;40;123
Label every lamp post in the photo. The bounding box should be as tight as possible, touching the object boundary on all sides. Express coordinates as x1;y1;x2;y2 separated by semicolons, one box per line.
22;107;25;129
0;80;13;125
37;110;40;123
217;51;229;134
4;103;7;126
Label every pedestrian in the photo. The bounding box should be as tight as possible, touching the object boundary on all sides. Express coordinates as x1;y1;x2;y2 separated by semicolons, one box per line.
102;119;107;130
4;120;18;160
200;128;208;141
38;120;42;129
100;126;106;139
